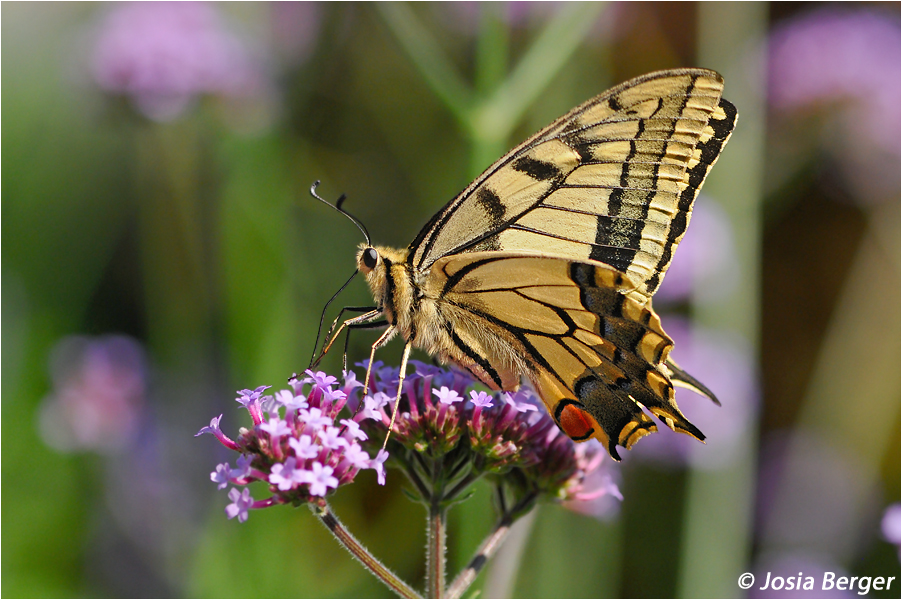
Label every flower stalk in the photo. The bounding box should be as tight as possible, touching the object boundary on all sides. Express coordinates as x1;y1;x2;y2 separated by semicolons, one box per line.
311;500;423;599
426;504;447;599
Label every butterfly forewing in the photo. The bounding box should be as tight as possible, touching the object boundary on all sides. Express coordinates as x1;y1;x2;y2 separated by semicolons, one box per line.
408;69;737;304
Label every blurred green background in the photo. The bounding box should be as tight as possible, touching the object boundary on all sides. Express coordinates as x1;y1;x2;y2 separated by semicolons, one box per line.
3;2;899;598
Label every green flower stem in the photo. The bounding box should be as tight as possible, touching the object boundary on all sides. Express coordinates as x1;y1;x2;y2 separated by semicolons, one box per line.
136;123;213;358
311;501;423;599
376;2;608;179
426;504;448;598
473;4;508;99
468;2;607;142
465;2;605;176
374;3;472;123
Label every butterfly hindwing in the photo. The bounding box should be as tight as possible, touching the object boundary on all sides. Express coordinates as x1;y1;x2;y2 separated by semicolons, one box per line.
408;69;737;304
425;252;705;459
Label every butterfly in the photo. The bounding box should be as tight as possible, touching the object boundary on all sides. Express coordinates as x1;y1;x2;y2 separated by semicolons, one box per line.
316;68;736;460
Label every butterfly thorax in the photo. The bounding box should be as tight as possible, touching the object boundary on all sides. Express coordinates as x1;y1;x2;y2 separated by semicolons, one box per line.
358;244;525;390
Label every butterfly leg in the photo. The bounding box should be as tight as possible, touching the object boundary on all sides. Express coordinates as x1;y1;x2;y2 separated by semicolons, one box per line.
321;306;377;355
339;317;388;373
361;325;398;395
310;308;382;369
382;340;412;451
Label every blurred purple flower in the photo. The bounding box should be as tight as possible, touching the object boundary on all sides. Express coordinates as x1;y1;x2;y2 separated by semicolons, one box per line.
38;335;147;454
91;2;266;121
881;503;900;560
769;8;900;140
563;440;623;520
768;7;900;203
655;196;740;304
628;318;758;469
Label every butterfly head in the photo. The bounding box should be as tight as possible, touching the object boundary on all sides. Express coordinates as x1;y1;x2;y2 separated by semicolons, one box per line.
356;244;411;319
357;246;381;275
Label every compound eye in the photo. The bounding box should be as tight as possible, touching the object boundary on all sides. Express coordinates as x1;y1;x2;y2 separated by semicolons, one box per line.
362;247;378;270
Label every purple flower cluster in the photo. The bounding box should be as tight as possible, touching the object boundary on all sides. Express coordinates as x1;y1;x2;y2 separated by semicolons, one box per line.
197;370;387;523
356;360;619;507
199;361;620;522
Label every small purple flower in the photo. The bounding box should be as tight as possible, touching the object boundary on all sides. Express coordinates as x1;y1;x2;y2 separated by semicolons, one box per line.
318;426;350;451
469;390;494;408
275;389;308;411
434;386;463;405
306;369;338;389
196;414;223;437
322;387;348;404
236;386;269;425
225;487;254;523
259;416;291;440
270;457;304;491
342;369;364;391
344;443;372;470
289;434;320;460
370;449;390;486
230;454;253;479
307;463;339;497
340;419;368;441
299;407;332;430
195;414;240;451
211;463;232;490
359;393;390;421
237;386;270;407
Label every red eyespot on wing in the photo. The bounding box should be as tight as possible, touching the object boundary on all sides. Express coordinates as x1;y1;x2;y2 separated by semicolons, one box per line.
558;403;595;441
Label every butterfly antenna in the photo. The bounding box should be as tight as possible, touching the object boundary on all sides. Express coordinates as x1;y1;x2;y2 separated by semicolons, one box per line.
310;180;371;245
308;268;360;369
